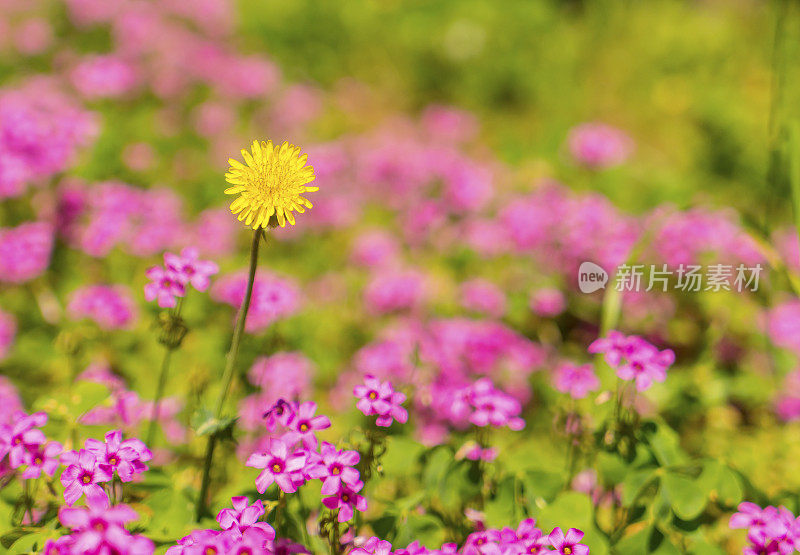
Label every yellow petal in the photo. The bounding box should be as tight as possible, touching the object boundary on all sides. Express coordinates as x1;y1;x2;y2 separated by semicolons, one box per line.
228;158;246;170
242;149;255;168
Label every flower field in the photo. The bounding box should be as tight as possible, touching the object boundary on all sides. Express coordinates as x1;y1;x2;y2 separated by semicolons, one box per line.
3;1;800;553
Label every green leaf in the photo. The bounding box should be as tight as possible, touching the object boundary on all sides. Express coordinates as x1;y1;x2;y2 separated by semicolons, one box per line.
530;491;593;531
662;472;706;520
622;468;659;506
381;436;425;477
523;469;565;506
484;476;517;528
191;409;238;438
615;526;680;555
643;421;687;467
698;461;742;508
392;513;445;549
143;487;195;540
597;451;629;485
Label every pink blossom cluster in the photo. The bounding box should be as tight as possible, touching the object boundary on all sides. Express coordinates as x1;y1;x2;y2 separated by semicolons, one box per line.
44;500;154;555
553;362;600;400
145;247;219;308
730;502;800;555
79;363;187;442
56;181;187;258
169;496;278;555
567;122;633;168
0;411;62;480
650;207;764;268
0;80;97;199
418;319;545;399
355;132;495;216
421;377;525;441
211;271;301;333
352;521;588;554
70;54;139;99
499;183;638;280
67;285;138;329
60;430;151;507
365;269;428;314
354;375;409;427
589;331;675;391
460;279;507;319
0;221;54;283
243;399;371;524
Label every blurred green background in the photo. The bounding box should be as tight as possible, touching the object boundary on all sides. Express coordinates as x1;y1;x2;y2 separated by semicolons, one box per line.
238;0;799;217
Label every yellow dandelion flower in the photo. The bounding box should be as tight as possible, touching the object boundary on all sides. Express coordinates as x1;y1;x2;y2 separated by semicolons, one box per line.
224;140;317;229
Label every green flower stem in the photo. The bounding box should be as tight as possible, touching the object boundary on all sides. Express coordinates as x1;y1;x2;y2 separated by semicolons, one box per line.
146;297;183;447
196;229;261;522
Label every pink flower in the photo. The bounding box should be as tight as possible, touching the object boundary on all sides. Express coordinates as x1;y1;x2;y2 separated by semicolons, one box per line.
246;438;306;494
467;378;525;430
351;536;393;555
164;247;219;292
59;449;113;507
460;279;507;318
548;527;589;555
553;362;600;399
0;82;96;199
216;496;276;543
49;500;153;555
322;484;368;522
354;375;408;427
144;265;186;308
530;288;567;317
364;270;427;314
71;55;138;99
589;331;674;392
67;285;138;329
84;430;151;482
306;442;361;495
350;231;400;268
0;222;54;283
567;122;633;168
289;402;331;449
0;411;47;468
21;441;62;479
211;271;301;333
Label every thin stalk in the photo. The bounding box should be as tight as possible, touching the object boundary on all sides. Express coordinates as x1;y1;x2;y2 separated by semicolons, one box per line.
147;346;174;446
147;297;184;446
195;229;261;522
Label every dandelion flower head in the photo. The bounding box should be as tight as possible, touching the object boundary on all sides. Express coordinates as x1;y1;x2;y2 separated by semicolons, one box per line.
225;140;317;229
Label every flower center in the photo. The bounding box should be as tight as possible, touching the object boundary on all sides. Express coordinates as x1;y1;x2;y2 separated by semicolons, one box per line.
81;474;92;484
13;437;22;445
108;456;118;466
368;391;377;400
92;521;106;532
299;422;309;432
34;457;43;465
331;466;341;475
564;548;572;555
341;494;350;502
204;548;217;555
272;462;283;473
